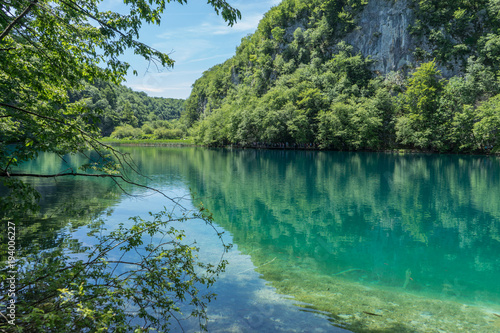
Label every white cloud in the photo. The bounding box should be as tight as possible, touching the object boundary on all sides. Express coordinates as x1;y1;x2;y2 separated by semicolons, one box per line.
141;70;203;77
197;13;263;35
127;81;194;99
182;53;235;64
230;0;282;11
151;38;216;63
114;0;282;98
157;12;261;40
211;14;264;35
127;85;166;93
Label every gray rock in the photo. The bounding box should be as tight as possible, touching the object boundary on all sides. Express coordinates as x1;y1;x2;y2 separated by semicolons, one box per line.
345;0;416;75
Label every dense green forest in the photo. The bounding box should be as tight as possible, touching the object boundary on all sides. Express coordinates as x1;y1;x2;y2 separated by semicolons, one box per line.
71;80;186;139
183;0;500;153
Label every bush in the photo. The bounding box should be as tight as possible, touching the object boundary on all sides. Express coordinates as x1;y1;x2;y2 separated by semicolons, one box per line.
141;123;154;135
153;127;184;139
110;125;144;139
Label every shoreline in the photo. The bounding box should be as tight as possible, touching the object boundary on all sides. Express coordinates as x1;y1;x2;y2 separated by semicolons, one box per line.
101;139;499;156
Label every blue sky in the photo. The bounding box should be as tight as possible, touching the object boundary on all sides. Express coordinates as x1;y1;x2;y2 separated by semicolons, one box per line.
101;0;281;99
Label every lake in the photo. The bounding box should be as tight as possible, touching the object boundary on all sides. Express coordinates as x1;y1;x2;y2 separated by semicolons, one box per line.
13;147;500;332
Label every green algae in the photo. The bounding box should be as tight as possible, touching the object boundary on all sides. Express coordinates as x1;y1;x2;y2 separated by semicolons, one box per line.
252;257;500;333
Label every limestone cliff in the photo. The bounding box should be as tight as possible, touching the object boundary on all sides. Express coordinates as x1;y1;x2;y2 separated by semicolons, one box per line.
343;0;486;77
345;0;415;74
185;0;499;129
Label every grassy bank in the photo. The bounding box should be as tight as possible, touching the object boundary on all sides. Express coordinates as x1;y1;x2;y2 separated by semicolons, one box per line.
99;138;499;155
100;137;197;146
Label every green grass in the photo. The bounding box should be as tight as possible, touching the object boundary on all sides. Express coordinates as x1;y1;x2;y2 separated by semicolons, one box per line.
100;137;197;146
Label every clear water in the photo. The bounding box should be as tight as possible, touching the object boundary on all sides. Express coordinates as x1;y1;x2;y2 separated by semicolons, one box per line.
10;147;500;332
185;148;500;332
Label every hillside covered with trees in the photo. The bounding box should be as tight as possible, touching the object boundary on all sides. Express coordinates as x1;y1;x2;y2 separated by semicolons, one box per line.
184;0;500;153
70;80;186;139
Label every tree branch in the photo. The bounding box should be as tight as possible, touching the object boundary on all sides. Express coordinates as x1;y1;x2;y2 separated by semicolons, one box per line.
1;172;121;178
0;102;67;125
2;157;16;173
0;0;38;42
0;102;174;202
1;171;175;202
58;0;174;67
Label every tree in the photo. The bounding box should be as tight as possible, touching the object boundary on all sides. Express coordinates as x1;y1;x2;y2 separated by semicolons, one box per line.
438;77;476;152
0;0;240;331
474;93;500;151
395;61;445;150
317;102;356;149
1;0;240;189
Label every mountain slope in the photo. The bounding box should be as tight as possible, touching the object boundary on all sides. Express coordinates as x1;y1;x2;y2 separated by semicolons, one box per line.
183;0;500;153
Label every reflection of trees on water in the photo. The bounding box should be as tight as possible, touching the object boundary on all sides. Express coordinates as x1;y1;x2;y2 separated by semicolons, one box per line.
152;148;500;300
0;152;122;258
10;147;499;300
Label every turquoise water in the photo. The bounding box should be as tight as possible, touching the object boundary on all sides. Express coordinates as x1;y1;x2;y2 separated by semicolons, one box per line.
10;147;500;332
175;148;500;332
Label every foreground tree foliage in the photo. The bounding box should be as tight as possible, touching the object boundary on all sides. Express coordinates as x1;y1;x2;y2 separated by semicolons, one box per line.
7;210;230;332
0;0;240;331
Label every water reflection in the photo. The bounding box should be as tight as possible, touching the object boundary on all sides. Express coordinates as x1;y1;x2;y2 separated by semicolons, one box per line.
170;148;500;332
5;148;348;332
8;147;500;332
0;152;120;259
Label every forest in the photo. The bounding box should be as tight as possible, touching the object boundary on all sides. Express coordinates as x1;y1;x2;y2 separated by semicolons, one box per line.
183;0;500;154
70;80;186;139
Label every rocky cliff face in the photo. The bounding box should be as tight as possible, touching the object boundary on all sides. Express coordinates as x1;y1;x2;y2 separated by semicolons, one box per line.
344;0;466;77
345;0;416;75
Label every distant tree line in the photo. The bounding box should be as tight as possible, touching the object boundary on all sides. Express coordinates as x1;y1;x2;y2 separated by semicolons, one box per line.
69;79;186;139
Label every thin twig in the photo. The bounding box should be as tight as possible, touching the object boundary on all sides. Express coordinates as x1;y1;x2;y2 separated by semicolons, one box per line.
0;0;38;42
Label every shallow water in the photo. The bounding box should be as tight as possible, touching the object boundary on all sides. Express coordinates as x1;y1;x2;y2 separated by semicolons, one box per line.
11;147;500;332
68;188;345;332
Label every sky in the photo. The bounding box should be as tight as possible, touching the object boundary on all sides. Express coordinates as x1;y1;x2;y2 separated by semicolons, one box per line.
100;0;282;99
